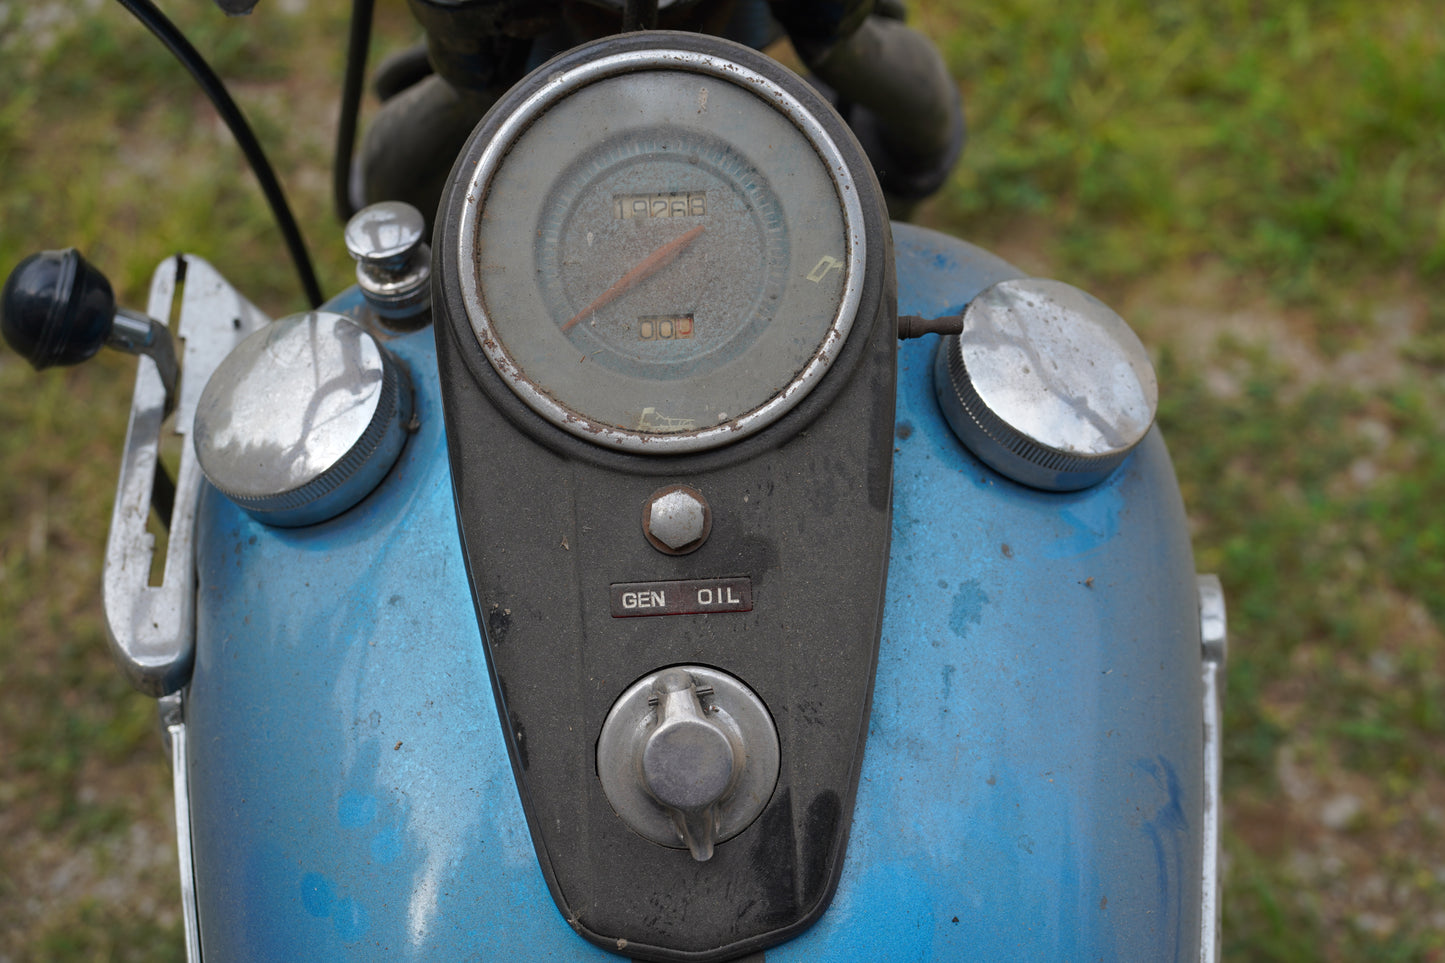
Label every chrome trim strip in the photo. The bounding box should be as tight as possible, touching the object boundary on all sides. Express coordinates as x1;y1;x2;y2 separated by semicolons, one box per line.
162;693;203;961
1200;658;1223;963
103;256;269;695
455;45;868;454
1198;574;1227;963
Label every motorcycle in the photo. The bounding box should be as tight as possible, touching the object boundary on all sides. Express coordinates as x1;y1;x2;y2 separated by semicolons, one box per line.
1;1;1224;959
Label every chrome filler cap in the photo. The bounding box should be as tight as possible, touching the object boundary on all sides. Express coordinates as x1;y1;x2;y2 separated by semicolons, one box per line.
933;278;1157;491
193;311;413;526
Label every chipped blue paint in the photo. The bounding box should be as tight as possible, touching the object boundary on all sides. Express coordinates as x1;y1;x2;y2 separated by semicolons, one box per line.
947;578;990;638
337;791;377;829
1134;756;1190;948
186;224;1204;961
1050;487;1127;559
370;825;402;865
332;897;371;941
300;873;333;918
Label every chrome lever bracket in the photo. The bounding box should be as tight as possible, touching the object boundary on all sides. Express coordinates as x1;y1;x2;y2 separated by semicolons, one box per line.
103;255;270;695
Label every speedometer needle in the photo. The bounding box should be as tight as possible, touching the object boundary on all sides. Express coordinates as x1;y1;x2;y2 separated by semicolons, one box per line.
561;224;706;331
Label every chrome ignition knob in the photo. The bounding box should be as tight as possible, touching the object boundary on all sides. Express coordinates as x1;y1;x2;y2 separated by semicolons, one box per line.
642;671;741;861
598;666;779;862
193;311;413;527
933;278;1158;491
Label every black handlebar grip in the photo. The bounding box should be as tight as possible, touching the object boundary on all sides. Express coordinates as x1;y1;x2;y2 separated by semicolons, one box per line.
0;248;117;371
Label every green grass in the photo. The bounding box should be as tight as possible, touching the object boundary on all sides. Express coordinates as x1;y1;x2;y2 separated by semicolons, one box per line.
927;1;1445;296
922;2;1445;955
915;1;1445;957
0;3;386;957
3;0;1443;959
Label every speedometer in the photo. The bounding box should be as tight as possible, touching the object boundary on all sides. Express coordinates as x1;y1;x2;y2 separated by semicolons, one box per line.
448;38;869;453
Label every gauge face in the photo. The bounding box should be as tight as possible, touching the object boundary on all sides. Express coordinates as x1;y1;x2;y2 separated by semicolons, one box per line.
457;50;865;452
536;129;788;384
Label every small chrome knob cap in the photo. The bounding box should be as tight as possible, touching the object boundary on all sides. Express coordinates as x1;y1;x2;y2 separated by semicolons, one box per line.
933;278;1157;491
194;311;413;527
344;201;431;326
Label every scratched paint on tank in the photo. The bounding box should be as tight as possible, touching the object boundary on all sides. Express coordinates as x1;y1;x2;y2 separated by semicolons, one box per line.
187;226;1204;961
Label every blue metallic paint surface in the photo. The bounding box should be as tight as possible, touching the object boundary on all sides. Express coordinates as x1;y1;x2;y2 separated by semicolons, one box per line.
189;224;1203;960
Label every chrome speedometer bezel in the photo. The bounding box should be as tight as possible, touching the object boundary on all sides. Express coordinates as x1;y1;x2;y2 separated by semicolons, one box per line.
454;46;868;454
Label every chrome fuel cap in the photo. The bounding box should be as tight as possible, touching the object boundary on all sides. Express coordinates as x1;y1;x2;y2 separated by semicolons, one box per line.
933;278;1157;491
194;311;413;526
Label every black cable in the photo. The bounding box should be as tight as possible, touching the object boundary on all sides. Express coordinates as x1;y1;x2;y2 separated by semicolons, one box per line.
114;0;324;309
896;313;964;339
333;0;375;224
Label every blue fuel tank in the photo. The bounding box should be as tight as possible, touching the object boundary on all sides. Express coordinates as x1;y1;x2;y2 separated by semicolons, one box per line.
186;224;1207;961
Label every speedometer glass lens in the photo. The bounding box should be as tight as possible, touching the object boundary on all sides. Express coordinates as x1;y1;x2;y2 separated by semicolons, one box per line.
460;54;862;452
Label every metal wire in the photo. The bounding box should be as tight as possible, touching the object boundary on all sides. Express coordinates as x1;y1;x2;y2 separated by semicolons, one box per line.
333;0;376;224
113;0;324;309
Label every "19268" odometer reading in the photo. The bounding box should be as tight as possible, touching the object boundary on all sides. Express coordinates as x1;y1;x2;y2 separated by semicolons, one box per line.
614;192;707;219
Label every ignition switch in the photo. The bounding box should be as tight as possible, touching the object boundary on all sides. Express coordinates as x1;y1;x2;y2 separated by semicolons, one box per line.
597;666;779;861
